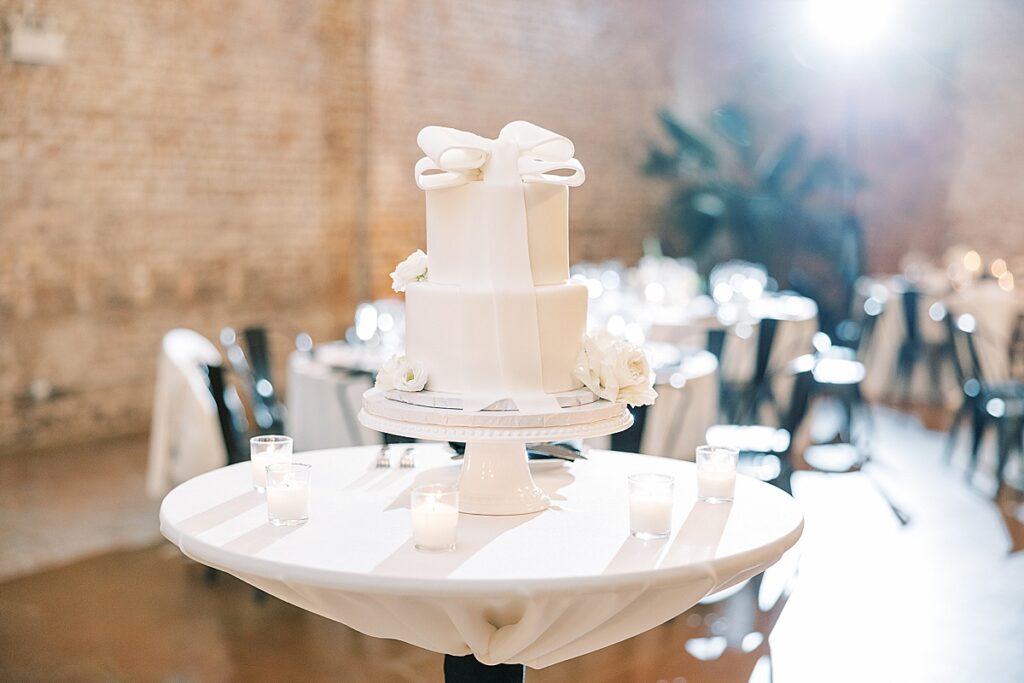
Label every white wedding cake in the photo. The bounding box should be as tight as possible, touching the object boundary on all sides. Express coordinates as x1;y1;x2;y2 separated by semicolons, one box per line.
378;121;656;414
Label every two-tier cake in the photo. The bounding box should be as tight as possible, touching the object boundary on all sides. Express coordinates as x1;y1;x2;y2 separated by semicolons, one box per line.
375;121;655;414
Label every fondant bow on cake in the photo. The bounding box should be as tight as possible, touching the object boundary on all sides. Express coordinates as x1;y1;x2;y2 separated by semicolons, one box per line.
415;121;585;190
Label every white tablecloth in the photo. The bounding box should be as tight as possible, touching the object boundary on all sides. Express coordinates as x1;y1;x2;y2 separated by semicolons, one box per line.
860;277;1024;404
642;349;719;459
160;446;802;668
286;351;379;451
649;295;818;424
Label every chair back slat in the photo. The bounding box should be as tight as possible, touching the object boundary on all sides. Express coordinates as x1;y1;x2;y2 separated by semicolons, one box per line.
706;328;726;362
202;363;249;465
856;299;883;356
244;327;274;387
945;314;988;392
753;318;780;385
901;289;920;344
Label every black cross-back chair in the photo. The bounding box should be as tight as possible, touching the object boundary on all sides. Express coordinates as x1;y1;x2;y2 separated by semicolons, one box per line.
1009;312;1024;380
243;326;287;434
737;316;782;423
706;327;727;362
704;326;740;422
798;295;884;447
894;288;950;403
220;326;286;435
792;356;909;525
199;362;268;598
716;317;780;425
201;363;249;465
705;356;817;496
945;313;1024;492
847;292;888;358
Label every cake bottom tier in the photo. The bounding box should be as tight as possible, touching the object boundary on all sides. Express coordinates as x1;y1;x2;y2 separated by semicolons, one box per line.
404;280;587;396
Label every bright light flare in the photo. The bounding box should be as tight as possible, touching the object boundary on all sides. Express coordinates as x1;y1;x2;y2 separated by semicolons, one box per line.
805;0;895;52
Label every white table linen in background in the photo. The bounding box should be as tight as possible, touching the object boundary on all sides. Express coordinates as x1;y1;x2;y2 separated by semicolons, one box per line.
946;281;1024;382
649;295;818;424
160;446;802;669
640;348;718;460
146;329;227;498
859;277;1024;404
286;350;379;451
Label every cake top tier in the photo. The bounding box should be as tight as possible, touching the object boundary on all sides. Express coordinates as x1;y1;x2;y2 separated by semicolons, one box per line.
415;121;585;191
414;122;586;288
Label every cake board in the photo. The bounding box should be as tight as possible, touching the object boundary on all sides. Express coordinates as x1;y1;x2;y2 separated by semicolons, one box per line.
359;388;633;516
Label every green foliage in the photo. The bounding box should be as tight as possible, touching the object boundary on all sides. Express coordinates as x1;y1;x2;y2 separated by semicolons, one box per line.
645;106;868;332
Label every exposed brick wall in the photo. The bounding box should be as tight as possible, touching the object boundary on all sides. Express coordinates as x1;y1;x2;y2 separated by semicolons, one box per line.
0;0;366;450
948;0;1024;257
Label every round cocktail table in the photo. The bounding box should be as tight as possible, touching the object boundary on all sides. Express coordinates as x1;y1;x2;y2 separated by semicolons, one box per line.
160;445;802;680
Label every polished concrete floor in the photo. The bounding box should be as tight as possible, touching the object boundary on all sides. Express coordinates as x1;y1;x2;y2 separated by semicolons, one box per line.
1;407;1022;682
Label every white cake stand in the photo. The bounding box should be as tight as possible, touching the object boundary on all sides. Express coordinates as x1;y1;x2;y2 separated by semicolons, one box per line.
359;388;633;516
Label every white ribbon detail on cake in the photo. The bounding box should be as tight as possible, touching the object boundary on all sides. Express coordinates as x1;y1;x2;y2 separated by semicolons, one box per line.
415;122;585;412
415;122;585;191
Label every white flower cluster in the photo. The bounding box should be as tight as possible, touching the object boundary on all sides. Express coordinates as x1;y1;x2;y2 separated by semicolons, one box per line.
375;355;428;392
390;249;429;293
573;330;658;407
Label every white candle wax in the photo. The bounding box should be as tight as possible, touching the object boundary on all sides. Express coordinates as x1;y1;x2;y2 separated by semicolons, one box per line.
251;447;289;488
411;500;459;550
698;469;736;501
267;481;309;522
629;495;673;537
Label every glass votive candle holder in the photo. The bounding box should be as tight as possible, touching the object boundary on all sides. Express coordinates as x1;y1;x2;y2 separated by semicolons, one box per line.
411;484;460;552
250;435;292;491
628;473;674;540
696;445;739;503
266;462;311;526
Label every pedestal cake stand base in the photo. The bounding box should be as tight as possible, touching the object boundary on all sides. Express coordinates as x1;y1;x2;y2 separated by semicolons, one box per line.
359;388;633;515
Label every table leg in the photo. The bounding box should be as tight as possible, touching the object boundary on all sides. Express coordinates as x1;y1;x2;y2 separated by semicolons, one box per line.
443;654;525;683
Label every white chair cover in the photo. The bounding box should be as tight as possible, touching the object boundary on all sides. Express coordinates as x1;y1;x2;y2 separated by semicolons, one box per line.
146;329;227;498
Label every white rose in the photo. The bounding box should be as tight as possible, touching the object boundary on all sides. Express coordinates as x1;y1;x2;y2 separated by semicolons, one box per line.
390;249;429;293
574;331;618;402
618;382;658;407
573;331;658;407
374;355;400;390
612;343;652;389
375;355;428;392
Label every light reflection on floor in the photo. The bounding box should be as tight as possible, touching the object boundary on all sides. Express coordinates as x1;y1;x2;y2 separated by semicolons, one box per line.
773;407;1024;683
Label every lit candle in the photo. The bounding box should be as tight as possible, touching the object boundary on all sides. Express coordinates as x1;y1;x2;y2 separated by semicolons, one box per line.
628;473;674;539
250;435;292;491
697;469;736;501
411;485;459;552
266;462;311;526
696;445;738;504
267;480;309;522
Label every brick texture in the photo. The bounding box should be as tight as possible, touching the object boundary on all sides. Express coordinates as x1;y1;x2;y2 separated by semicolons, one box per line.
0;0;366;449
948;0;1024;257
